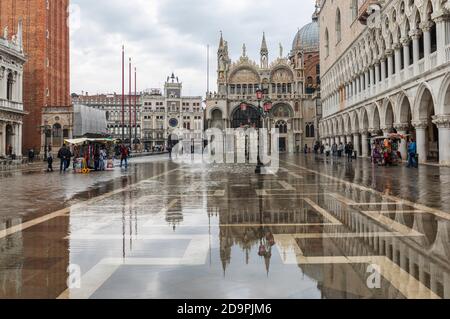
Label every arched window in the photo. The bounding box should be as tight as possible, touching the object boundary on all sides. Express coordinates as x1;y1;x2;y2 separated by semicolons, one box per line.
336;8;342;43
7;73;13;101
52;123;62;147
310;124;315;138
325;29;330;57
351;0;358;21
276;121;288;134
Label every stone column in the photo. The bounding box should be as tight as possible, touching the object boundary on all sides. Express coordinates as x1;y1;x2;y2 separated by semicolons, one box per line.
381;126;392;136
353;132;360;157
346;135;352;144
433;115;450;166
402;37;411;68
413;121;428;164
364;70;369;91
421;21;433;60
374;62;380;84
409;29;422;67
434;15;449;64
394;43;402;74
380;57;386;80
17;123;22;157
359;72;366;92
387;50;394;77
394;123;410;161
369;67;374;88
361;131;369;157
0;123;4;156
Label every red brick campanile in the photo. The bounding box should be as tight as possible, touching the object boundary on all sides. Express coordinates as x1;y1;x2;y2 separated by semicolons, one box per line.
0;0;71;154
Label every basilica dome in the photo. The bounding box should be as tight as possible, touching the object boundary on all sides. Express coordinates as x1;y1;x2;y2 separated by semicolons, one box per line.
292;17;319;53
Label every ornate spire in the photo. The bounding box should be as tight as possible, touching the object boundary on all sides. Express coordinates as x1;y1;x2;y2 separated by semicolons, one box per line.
260;32;268;54
219;31;224;49
242;43;247;57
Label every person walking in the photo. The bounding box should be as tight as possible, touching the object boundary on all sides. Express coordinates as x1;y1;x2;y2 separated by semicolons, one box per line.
57;144;69;173
120;144;129;168
346;142;354;162
332;143;338;157
99;147;107;171
407;138;418;168
28;148;35;163
325;144;331;158
337;143;344;157
47;150;54;172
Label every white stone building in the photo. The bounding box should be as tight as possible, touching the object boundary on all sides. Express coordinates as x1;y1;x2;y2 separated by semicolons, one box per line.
205;19;321;153
319;0;450;165
141;74;203;149
72;93;142;142
0;25;25;159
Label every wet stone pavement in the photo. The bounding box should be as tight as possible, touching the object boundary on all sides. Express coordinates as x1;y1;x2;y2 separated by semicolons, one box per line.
0;154;449;299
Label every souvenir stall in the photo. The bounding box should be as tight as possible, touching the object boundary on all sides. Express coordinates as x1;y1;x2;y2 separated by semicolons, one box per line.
64;138;116;173
371;133;408;166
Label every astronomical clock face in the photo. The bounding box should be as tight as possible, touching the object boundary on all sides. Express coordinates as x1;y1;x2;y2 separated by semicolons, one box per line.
271;68;294;83
169;118;179;128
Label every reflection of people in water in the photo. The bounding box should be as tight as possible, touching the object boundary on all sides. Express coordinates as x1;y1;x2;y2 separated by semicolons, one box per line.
258;230;275;257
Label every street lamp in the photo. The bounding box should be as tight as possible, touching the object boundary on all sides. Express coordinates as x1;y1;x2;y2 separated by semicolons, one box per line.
255;88;272;174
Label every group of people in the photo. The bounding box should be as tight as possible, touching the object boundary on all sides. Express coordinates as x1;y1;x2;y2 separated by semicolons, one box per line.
44;143;131;173
372;138;401;166
317;141;355;162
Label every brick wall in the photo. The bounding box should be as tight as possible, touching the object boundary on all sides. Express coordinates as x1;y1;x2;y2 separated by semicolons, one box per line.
0;0;71;153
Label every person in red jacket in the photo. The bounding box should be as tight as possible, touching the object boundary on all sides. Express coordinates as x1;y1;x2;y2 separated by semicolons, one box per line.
120;144;129;168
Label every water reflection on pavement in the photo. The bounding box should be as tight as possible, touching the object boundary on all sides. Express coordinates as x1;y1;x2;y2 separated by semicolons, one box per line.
0;154;448;299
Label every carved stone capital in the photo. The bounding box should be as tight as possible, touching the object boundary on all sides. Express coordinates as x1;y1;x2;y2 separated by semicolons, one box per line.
392;42;402;50
400;37;411;47
360;129;369;135
432;115;450;129
412;120;428;130
394;122;410;131
380;126;394;133
420;21;434;33
368;128;380;135
409;29;422;40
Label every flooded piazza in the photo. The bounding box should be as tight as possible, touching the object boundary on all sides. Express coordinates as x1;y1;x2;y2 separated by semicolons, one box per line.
0;154;448;299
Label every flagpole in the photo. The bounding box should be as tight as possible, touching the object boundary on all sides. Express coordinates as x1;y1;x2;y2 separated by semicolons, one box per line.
129;58;132;147
134;67;137;148
121;46;125;142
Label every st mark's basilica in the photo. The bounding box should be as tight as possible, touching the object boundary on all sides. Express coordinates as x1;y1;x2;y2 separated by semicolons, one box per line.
205;11;321;153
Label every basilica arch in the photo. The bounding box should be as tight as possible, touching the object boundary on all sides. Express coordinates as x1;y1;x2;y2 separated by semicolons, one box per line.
230;105;261;129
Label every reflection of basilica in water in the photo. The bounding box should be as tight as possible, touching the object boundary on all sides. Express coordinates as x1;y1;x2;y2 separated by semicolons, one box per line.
204;173;450;299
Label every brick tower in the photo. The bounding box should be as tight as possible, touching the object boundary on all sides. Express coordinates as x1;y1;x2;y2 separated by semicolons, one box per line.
0;0;71;154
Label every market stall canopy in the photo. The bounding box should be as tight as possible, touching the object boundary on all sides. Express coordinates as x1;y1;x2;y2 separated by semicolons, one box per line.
64;138;117;145
371;133;411;142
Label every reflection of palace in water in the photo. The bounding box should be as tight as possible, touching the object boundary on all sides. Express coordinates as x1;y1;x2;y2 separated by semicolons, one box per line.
0;215;70;298
205;175;450;298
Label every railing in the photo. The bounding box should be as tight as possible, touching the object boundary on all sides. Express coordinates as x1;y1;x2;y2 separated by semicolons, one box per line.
429;52;438;69
0;99;23;111
408;64;414;78
418;59;425;74
446;45;450;63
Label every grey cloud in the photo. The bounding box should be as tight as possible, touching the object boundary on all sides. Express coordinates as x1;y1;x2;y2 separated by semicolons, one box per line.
71;0;316;97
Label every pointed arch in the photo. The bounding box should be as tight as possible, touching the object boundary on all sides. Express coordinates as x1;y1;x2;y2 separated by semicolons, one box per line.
414;83;436;121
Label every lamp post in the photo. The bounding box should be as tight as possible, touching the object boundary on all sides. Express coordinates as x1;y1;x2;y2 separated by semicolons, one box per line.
40;124;51;160
254;88;272;174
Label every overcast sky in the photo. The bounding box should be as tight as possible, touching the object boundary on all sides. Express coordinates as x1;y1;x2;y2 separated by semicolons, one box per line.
70;0;316;98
